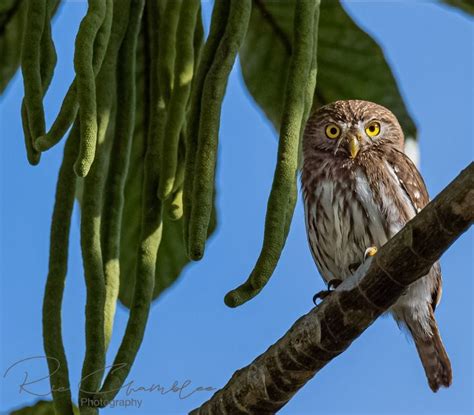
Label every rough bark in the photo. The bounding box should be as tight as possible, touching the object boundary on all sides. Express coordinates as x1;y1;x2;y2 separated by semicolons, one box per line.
191;162;474;414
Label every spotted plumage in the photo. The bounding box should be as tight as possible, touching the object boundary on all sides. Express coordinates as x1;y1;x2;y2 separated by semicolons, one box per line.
301;100;451;392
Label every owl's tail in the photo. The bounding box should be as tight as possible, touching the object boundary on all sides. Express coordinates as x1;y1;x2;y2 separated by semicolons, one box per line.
407;309;452;392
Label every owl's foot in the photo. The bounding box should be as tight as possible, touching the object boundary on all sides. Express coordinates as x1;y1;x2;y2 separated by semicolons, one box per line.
327;278;343;290
364;246;378;261
312;279;343;305
349;248;377;273
349;262;360;274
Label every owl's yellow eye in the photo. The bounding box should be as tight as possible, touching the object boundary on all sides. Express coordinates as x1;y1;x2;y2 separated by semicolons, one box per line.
365;121;381;137
325;124;340;139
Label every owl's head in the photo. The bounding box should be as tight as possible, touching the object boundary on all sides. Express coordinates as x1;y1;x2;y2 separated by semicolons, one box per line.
303;100;404;160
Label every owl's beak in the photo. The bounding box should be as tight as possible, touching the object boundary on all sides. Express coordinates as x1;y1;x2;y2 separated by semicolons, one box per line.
347;136;360;159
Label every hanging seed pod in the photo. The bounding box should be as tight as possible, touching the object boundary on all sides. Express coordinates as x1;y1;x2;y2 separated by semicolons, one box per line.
21;102;40;165
21;0;58;164
157;0;181;105
20;0;57;165
91;0;163;406
78;0;137;410
73;0;109;178
145;0;165;180
101;0;141;350
42;123;79;415
94;183;162;407
39;0;57;93
34;83;78;151
146;0;181;197
165;132;186;220
35;3;114;153
21;0;47;142
300;2;320;146
158;0;199;200
188;0;252;260
183;0;230;257
166;186;184;221
174;133;186;191
192;6;204;71
225;0;319;307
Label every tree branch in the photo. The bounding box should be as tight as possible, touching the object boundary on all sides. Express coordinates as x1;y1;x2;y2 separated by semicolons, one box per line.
191;162;474;414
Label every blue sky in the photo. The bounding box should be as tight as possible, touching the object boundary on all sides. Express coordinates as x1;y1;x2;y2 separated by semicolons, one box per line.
1;1;473;414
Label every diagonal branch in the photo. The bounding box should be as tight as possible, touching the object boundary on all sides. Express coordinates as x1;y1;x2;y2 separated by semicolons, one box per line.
191;162;474;414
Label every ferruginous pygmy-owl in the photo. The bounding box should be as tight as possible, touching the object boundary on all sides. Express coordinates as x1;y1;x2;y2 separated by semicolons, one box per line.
301;99;451;392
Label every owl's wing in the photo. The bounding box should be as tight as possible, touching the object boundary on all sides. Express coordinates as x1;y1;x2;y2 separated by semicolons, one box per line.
387;148;442;311
387;149;429;212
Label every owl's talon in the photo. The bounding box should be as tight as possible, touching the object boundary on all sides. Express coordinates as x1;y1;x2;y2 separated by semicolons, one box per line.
312;290;330;305
349;262;360;274
364;246;378;261
313;279;343;305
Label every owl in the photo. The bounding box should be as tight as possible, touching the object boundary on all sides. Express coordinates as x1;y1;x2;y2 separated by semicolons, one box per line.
301;100;451;392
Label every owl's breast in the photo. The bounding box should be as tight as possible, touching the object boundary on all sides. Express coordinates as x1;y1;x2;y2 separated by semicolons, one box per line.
303;166;389;282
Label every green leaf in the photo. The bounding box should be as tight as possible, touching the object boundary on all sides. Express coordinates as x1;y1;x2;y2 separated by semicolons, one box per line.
239;0;417;138
317;1;417;137
442;0;474;15
0;0;27;94
10;400;79;415
239;0;293;130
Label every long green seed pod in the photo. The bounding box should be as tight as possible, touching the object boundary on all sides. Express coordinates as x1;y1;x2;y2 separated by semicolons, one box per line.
39;0;57;95
158;0;199;199
21;0;46;141
148;0;181;192
224;0;319;307
299;2;320;152
166;186;184;221
188;0;252;260
290;3;320;232
78;0;137;411
35;83;78;151
192;6;204;73
157;0;181;105
20;0;46;164
21;102;40;165
164;133;185;221
146;0;165;176
78;146;108;414
20;0;57;164
71;0;108;177
35;2;114;152
42;123;79;415
91;2;162;405
101;0;141;350
78;183;106;415
94;170;162;407
89;0;130;351
183;0;230;257
173;133;186;192
284;176;298;238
